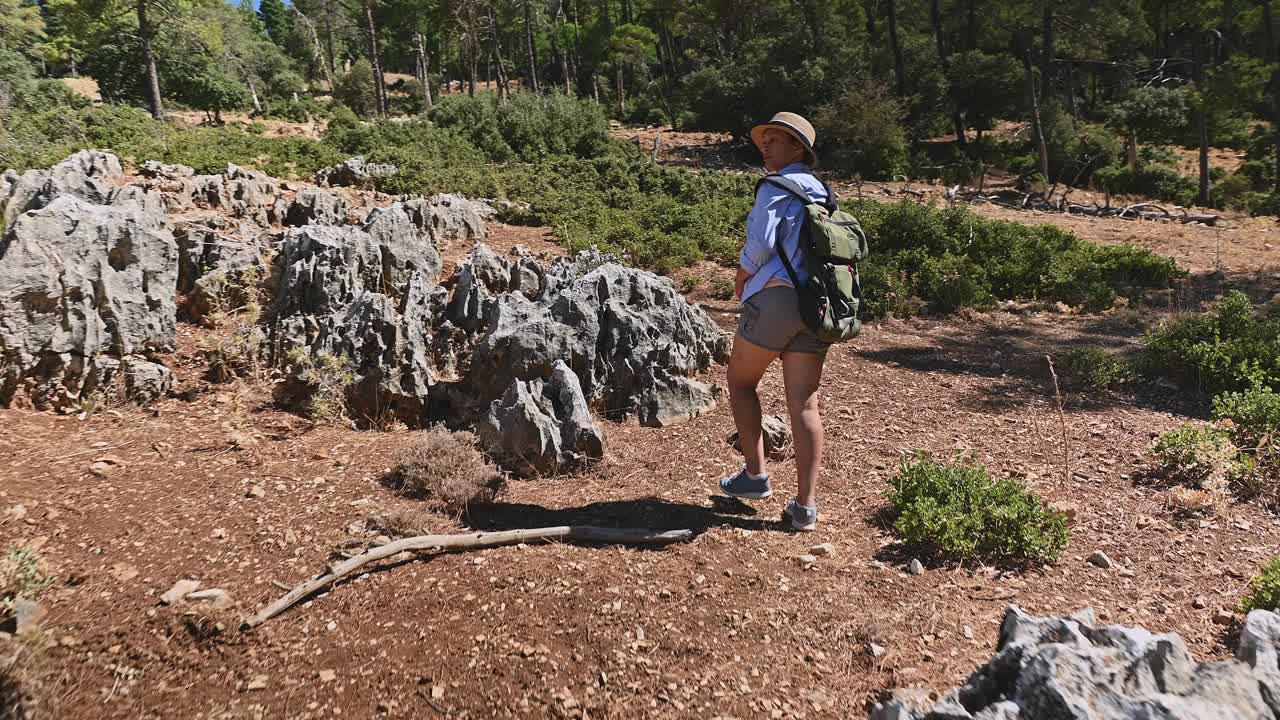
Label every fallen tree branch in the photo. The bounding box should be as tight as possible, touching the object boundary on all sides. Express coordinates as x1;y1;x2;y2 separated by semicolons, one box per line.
242;525;693;630
959;186;1219;225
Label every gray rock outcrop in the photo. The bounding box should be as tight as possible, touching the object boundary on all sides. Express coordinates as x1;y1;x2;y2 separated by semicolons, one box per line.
188;164;285;227
265;212;446;421
175;218;267;323
401;194;493;247
315;156;398;187
464;248;728;427
284;187;349;226
0;177;177;409
728;414;792;459
1;150;123;232
476;360;605;476
870;606;1280;720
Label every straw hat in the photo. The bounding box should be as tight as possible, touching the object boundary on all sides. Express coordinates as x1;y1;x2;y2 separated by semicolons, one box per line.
751;112;818;167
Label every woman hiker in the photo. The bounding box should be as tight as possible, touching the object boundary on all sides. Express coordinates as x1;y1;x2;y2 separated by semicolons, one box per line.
718;111;829;532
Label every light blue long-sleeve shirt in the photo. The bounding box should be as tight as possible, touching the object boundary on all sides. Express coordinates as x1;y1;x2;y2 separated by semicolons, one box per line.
739;162;827;303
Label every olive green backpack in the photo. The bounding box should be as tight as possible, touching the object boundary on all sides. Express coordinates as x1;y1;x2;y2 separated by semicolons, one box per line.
757;173;870;343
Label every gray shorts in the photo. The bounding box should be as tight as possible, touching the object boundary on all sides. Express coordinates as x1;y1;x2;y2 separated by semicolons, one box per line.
737;286;831;355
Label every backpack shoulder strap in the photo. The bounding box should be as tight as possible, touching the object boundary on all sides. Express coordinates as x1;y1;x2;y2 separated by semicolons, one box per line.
757;174;817;206
757;173;838;212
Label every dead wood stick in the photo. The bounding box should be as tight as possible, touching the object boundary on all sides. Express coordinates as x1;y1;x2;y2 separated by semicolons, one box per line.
242;525;692;630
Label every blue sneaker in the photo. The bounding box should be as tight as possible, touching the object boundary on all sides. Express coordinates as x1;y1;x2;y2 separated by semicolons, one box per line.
783;498;818;531
719;467;772;500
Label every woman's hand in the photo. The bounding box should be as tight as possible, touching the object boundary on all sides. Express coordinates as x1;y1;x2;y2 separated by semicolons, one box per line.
735;267;751;300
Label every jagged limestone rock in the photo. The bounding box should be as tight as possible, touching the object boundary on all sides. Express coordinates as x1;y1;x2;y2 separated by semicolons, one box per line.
870;606;1280;720
0;192;176;409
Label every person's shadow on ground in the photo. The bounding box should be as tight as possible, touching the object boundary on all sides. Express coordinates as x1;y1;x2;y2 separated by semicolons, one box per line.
462;495;781;539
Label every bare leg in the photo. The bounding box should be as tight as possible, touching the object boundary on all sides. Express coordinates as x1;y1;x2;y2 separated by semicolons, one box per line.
727;333;781;476
781;350;826;507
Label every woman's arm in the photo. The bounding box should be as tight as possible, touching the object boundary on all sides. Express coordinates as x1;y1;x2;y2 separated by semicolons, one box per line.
735;266;751;299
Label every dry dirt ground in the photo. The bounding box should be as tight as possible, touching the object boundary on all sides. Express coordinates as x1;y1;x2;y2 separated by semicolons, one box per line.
4;131;1280;719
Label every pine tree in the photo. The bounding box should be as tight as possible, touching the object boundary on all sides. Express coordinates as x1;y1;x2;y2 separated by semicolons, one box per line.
258;0;292;47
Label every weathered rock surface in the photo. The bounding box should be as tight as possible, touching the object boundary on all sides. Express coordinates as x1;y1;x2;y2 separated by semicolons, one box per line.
463;248;727;427
315;156;398;187
0;156;177;409
188;164;285;227
175;218;266;323
285;187;349;226
401;194;493;247
870;606;1280;720
476;360;605;476
1;150;123;232
265;214;446;421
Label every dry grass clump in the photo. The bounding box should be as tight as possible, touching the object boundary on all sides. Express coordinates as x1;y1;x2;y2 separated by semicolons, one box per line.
1;546;51;620
386;429;504;512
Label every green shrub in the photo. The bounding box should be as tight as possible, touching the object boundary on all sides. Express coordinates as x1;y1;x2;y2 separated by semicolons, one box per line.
1094;163;1200;206
1058;348;1136;391
1152;424;1244;492
1242;557;1280;613
914;253;992;313
0;545;52;618
888;455;1069;563
1046;115;1122;185
333;59;378;117
813;77;909;180
1212;388;1280;504
428;92;610;162
1140;291;1280;395
1214;388;1280;438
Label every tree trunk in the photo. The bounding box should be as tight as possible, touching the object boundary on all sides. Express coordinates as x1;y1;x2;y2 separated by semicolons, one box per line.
616;66;625;116
1063;59;1077;119
1040;7;1054;102
490;5;510;100
1022;46;1049;182
965;0;976;50
295;7;334;91
930;0;965;145
414;31;433;112
361;0;387;116
1126;130;1138;172
137;0;163;120
321;0;338;86
886;0;906;97
524;0;540;92
1194;35;1212;207
248;79;261;113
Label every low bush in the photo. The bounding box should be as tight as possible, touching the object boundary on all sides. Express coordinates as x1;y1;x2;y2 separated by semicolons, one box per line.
1243;557;1280;613
1213;388;1280;505
1140;291;1280;395
888;455;1069;564
0;545;52;619
1151;424;1244;493
428;92;610;162
1214;387;1280;437
387;429;505;512
1058;347;1136;391
284;350;356;423
1094;163;1200;207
